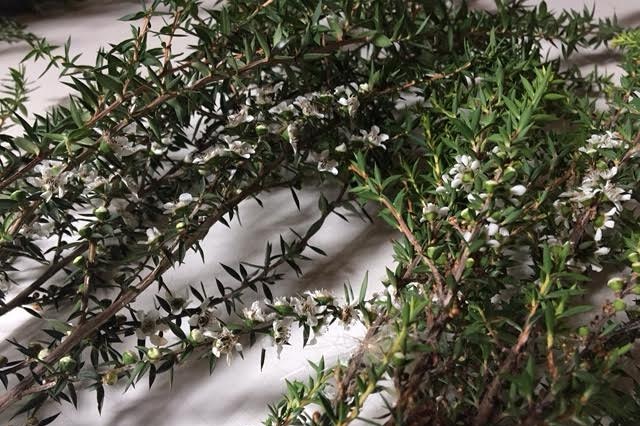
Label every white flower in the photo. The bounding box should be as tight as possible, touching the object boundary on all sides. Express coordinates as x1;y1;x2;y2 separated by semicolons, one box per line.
510;185;527;197
110;136;145;157
23;221;55;240
579;131;626;154
337;95;359;117
0;274;10;292
189;302;218;330
292;295;322;327
603;182;632;211
268;101;296;116
293;95;324;118
443;155;480;192
193;146;226;164
223;136;255;159
594;246;610;256
335;143;347;152
359;125;389;149
30;161;70;202
242;301;268;322
163;193;194;214
313;150;338;175
421;203;449;221
287;122;300;153
272;319;291;358
145;227;162;244
227;106;255;127
209;327;242;365
135;310;168;346
164;288;189;314
594;207;617;242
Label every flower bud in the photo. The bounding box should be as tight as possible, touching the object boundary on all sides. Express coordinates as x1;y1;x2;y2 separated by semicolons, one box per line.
58;356;76;372
78;226;92;238
102;370;118;385
460;208;473;221
37;348;50;361
613;299;626;312
632;262;640;274
121;350;138;365
503;166;517;182
147;347;161;360
255;124;268;136
607;277;625;292
465;258;475;268
72;255;85;267
189;329;204;344
175;221;187;231
577;326;589;337
93;206;110;221
99;141;112;154
483;180;498;193
628;252;640;263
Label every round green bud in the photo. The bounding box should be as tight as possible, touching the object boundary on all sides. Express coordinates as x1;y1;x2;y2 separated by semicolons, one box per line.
628;252;640;263
483;180;498;193
255;124;268;136
93;206;110;221
72;255;85;267
577;326;589;337
121;350;138;365
503;166;517;182
37;348;50;361
613;299;626;312
426;246;438;258
607;277;625;292
460;208;473;221
78;226;92;238
58;356;76;372
99;141;112;154
102;370;118;386
465;258;475;268
424;211;437;222
632;262;640;274
175;221;187;231
147;347;162;361
9;189;27;202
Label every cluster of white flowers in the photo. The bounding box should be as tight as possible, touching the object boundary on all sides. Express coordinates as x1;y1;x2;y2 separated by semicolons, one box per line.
441;155;480;192
162;193;194;215
579;131;626;155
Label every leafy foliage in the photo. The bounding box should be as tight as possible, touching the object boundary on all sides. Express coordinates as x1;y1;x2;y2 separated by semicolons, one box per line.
0;0;639;425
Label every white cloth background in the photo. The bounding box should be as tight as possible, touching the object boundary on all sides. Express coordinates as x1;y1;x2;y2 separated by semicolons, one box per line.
0;1;638;425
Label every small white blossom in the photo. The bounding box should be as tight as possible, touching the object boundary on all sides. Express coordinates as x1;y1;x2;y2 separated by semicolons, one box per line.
421;203;449;221
145;227;162;244
165;288;189;314
292;295;322;327
579;131;626;154
30;161;70;202
227;106;255;127
271;319;291;358
443;155;480;192
163;193;194;214
135;310;168;346
510;185;527;197
359;125;389;149
293;95;324;118
209;327;242;365
337;95;360;117
223;136;255;159
189;302;218;330
315;150;339;175
242;301;269;322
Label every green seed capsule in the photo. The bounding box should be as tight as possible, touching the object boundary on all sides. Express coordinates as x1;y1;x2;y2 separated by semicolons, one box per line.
10;189;27;202
613;299;626;312
121;351;138;365
102;370;118;385
58;356;76;372
607;277;625;292
93;206;110;221
147;347;161;360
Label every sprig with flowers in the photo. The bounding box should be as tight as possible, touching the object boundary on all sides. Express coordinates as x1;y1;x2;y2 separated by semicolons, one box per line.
1;0;640;425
